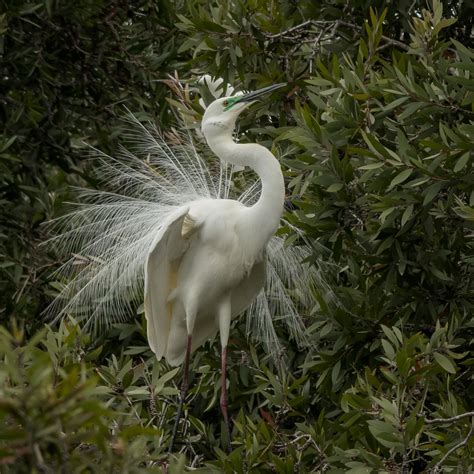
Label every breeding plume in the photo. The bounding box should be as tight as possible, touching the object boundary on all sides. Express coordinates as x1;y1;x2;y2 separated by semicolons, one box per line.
47;80;331;451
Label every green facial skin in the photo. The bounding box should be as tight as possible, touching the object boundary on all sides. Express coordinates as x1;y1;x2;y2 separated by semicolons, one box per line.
223;96;241;111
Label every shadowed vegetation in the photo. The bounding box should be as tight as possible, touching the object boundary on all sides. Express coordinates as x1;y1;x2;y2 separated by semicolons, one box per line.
1;0;473;471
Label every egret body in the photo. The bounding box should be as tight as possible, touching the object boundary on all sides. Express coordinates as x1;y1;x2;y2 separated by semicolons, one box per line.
47;80;326;453
144;85;286;450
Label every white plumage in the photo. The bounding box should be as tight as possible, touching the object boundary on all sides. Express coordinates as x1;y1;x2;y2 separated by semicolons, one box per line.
145;200;267;365
47;98;329;359
46;80;335;450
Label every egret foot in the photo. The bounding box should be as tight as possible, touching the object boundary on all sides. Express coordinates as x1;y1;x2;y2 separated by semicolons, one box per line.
168;335;192;454
220;346;232;453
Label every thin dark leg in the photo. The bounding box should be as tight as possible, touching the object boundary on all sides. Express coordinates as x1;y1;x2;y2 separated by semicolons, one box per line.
220;346;232;453
168;335;192;454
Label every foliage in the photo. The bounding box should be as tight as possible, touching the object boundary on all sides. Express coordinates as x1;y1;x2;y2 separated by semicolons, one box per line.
1;0;184;325
0;319;472;472
1;0;473;472
0;321;167;472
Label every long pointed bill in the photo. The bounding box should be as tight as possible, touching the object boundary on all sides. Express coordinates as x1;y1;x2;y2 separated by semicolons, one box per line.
224;83;286;110
237;83;287;103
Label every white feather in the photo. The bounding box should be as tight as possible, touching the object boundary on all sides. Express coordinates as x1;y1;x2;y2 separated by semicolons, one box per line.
45;113;335;356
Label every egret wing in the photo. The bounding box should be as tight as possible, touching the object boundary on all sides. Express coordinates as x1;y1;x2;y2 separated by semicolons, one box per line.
166;257;266;364
231;259;266;317
144;207;191;359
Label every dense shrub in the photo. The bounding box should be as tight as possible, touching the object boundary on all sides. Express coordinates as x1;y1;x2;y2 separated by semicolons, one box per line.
1;0;183;325
1;0;473;472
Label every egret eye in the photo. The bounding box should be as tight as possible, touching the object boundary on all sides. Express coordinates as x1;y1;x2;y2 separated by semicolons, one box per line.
223;100;229;107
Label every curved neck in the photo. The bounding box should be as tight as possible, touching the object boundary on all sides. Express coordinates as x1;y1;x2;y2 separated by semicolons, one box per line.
206;131;285;240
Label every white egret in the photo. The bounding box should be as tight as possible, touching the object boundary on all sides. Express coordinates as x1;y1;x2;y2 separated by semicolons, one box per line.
46;80;332;452
146;83;288;449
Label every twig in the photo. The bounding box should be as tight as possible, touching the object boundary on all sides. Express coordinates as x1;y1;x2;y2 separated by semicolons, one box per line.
266;19;409;51
266;20;316;39
33;443;53;473
425;411;474;424
14;274;30;303
309;25;329;74
336;20;409;51
431;422;474;473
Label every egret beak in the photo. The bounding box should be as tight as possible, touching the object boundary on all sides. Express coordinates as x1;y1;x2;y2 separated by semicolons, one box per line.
237;83;287;103
224;83;286;111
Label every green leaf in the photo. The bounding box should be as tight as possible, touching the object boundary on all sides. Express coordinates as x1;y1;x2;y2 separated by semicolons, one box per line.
359;162;384;170
346;465;372;474
376;236;394;255
454;152;470;173
383;96;409;111
125;387;150;396
434;352;456;374
407;177;430;187
398;103;424;122
372;396;398;419
327;183;344;192
401;204;414;227
331;360;341;386
396;348;411;376
381;326;400;348
380;367;398;384
156;367;180;391
380;207;396;223
320;322;333;338
430;266;452;281
381;339;395;359
423;182;445;206
368;420;404;449
433;18;457;35
0;136;17;153
389;169;412;189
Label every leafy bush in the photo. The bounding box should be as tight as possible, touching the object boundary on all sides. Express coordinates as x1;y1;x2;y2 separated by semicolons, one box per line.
0;322;166;472
1;0;473;472
1;320;471;472
1;0;184;325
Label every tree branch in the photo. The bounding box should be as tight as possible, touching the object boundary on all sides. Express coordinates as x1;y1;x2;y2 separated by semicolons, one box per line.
266;20;316;39
431;422;474;473
266;19;409;51
425;411;474;424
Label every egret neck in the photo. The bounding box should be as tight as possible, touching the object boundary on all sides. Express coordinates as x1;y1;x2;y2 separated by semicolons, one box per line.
205;131;285;242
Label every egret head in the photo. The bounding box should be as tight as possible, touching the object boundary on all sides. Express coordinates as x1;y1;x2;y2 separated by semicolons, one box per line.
201;83;286;138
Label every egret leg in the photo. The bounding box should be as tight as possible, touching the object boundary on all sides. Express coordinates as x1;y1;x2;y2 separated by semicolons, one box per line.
168;335;192;454
218;298;232;452
220;345;232;452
